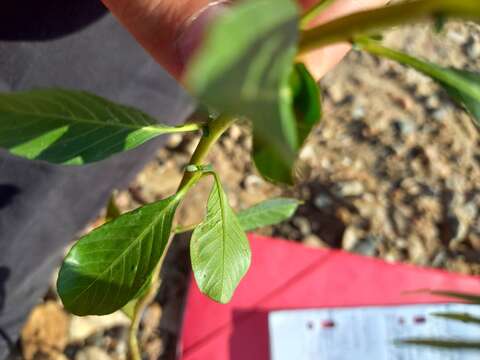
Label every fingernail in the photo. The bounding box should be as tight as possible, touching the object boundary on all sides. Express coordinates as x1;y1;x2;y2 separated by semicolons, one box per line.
176;1;231;69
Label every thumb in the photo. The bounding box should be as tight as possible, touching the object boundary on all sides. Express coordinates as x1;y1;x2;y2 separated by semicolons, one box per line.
101;0;228;80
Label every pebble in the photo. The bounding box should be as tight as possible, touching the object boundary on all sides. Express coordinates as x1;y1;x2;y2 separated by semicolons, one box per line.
21;301;69;360
166;134;182;149
314;194;333;209
465;38;480;60
351;105;366;120
244;174;263;190
229;124;243;141
75;346;112;360
409;237;428;265
432;108;448;122
69;312;130;343
392;118;416;137
352;235;379;257
342;226;363;251
335;181;365;197
303;234;328;249
293;216;312;236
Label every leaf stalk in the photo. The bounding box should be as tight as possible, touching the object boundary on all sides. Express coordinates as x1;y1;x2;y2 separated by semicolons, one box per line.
298;0;480;55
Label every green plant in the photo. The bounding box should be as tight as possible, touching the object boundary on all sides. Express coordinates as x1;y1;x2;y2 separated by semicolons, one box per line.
1;0;480;358
398;291;480;350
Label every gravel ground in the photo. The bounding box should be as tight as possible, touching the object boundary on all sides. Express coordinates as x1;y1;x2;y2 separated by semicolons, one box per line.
17;22;480;360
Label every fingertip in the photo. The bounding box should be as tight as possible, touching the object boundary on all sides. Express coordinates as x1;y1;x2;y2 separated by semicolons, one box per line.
299;43;350;80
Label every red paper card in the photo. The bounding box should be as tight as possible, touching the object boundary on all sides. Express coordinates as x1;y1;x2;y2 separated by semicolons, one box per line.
180;234;480;360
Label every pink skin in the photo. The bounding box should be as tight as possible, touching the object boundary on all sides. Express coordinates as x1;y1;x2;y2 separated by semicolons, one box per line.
101;0;388;82
299;0;389;79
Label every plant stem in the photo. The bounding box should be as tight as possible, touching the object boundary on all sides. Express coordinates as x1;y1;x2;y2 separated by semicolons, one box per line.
166;123;203;133
298;0;480;55
178;114;236;189
128;262;162;360
300;0;335;29
127;114;235;359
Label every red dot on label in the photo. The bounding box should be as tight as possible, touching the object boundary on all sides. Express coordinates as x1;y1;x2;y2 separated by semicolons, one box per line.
414;316;426;324
321;320;335;328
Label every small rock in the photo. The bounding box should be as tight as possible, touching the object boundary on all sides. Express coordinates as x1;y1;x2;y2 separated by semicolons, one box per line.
141;304;162;340
21;301;69;360
409;237;428;265
69;312;130;343
328;83;346;103
335;181;365;197
395;238;409;249
222;137;236;152
447;29;468;45
75;346;111;360
351;105;366;120
293;216;311;236
391;118;416;137
303;234;328;248
426;95;440;109
432;108;448;122
244;174;263;190
352;235;379;257
166;134;182;149
385;249;402;263
469;232;480;251
144;338;164;360
299;144;316;161
465;38;480;60
342;226;363;251
229;124;242;141
431;250;448;268
314;194;333;209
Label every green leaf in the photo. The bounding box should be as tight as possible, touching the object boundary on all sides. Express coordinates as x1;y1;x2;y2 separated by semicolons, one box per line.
121;300;136;320
187;0;301;184
429;290;480;304
190;175;251;304
0;89;198;164
57;195;180;316
397;338;480;350
253;63;322;183
356;38;480;127
290;63;322;146
432;312;480;325
237;198;300;231
440;69;480;125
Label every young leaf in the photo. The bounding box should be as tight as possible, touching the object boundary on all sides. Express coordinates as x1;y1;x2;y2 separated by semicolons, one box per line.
237;198;300;231
397;338;480;350
290;63;322;147
0;89;198;164
441;69;480;125
429;290;480;304
254;63;322;183
432;312;480;325
190;175;251;304
57;195;180;316
356;38;480;127
121;300;136;320
187;0;301;184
